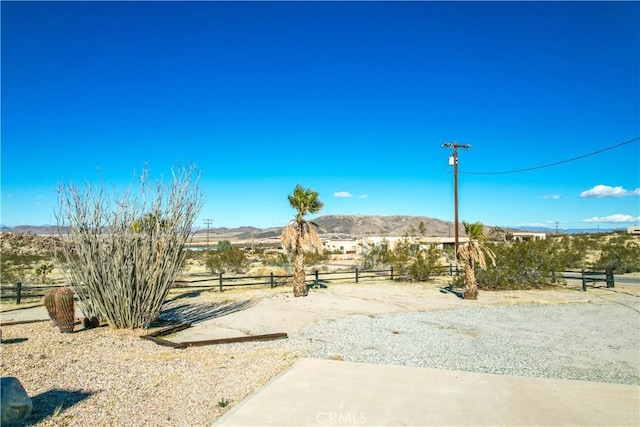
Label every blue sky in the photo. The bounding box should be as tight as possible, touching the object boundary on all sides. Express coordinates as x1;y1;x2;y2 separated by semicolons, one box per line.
1;1;639;231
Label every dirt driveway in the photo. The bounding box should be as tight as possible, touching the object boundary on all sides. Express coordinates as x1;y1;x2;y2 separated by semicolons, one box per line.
164;280;638;343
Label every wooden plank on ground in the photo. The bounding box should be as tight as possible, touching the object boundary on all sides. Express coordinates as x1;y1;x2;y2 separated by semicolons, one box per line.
140;334;188;349
147;322;193;337
185;332;288;347
0;319;49;326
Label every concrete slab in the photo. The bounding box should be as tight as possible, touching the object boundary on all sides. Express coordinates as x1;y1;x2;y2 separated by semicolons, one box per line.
0;305;51;324
214;358;640;427
0;305;88;326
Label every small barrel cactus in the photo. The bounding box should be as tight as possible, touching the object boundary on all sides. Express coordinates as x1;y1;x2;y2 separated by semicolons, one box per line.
43;289;57;327
54;287;75;333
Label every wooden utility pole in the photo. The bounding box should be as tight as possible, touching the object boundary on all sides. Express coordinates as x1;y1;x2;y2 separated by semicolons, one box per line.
442;142;471;265
203;219;213;247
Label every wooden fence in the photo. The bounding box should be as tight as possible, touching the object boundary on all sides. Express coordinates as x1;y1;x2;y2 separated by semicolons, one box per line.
10;265;619;304
563;268;615;291
1;265;460;305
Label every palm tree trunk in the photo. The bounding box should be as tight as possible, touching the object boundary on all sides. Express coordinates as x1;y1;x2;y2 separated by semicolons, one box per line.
293;247;307;297
463;263;478;300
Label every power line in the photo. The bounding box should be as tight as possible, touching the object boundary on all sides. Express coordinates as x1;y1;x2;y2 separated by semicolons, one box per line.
460;137;639;175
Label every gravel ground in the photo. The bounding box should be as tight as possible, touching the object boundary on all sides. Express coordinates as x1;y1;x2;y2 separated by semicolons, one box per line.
1;293;638;426
294;301;640;385
0;324;310;426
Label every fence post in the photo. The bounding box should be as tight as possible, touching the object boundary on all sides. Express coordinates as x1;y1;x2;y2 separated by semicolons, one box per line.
390;267;394;281
606;268;615;288
219;273;223;292
270;272;274;289
449;263;453;276
16;282;22;304
355;268;359;283
314;270;319;287
581;269;587;292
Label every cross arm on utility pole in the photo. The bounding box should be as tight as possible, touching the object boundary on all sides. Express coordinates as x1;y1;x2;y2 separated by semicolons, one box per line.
203;218;214;247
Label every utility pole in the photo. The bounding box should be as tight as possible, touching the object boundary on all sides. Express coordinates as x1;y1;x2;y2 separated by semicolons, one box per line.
442;142;471;266
203;219;214;247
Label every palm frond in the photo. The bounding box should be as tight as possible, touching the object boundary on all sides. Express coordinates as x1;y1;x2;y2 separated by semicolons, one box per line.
281;224;298;252
299;222;322;253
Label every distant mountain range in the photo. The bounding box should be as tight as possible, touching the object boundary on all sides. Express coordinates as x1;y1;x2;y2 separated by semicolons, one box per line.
189;215;461;241
1;215;627;240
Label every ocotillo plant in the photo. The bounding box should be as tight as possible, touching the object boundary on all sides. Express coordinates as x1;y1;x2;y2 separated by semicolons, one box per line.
56;165;203;328
54;287;75;333
43;289;57;326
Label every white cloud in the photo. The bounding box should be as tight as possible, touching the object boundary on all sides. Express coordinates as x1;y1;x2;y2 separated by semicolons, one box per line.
580;185;640;198
334;191;352;198
542;194;560;200
359;194;368;199
582;214;640;223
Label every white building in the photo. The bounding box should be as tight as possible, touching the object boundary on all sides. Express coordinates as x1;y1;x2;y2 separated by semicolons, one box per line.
510;232;546;241
627;226;640;235
323;238;359;254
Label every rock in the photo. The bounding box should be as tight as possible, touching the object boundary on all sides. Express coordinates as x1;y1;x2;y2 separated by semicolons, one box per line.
1;377;32;426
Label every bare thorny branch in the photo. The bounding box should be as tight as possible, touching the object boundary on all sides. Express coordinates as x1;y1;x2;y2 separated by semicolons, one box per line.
56;166;203;329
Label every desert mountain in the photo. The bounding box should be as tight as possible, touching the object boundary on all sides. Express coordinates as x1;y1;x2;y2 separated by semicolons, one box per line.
312;215;457;237
2;215;461;241
193;215;460;241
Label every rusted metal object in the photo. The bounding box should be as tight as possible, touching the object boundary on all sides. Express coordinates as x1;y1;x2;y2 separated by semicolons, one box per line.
139;321;287;348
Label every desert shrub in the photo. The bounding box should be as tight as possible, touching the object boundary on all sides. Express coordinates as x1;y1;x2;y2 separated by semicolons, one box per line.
261;251;290;268
183;248;205;263
205;247;249;274
35;262;54;284
387;239;414;279
592;235;640;273
408;247;441;282
0;252;42;285
359;238;443;282
358;241;391;270
303;250;329;266
476;238;588;290
56;166;203;329
216;240;232;251
251;266;291;287
0;233;62;285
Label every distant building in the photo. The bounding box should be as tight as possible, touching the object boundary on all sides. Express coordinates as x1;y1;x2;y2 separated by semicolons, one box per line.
417;237;469;251
627;226;640;235
323;238;359;254
509;232;546;241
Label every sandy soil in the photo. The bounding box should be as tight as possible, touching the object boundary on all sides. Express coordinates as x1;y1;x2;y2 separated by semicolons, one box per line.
163;280;638;343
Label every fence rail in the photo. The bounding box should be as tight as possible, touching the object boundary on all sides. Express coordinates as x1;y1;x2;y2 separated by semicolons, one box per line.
563;268;615;291
1;264;460;305
5;265;616;305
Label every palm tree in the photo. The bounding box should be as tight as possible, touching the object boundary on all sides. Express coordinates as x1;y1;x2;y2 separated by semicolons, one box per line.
281;184;324;297
458;221;496;300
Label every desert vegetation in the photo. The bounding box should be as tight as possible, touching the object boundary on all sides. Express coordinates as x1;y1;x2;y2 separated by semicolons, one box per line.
457;221;496;299
471;233;639;290
54;166;203;328
1;219;638;312
0;233;63;288
281;184;324;297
